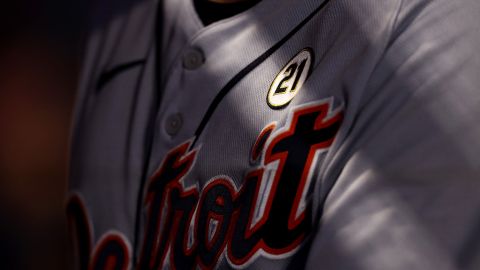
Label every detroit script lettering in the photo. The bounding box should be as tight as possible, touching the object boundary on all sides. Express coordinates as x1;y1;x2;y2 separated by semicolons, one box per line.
67;99;343;270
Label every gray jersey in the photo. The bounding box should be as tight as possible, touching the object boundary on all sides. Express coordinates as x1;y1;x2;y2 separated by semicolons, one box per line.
68;0;480;269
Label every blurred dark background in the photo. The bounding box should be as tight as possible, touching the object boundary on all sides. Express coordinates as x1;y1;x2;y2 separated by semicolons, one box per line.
0;1;91;269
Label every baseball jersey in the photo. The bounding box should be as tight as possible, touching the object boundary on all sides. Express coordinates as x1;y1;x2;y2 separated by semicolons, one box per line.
68;0;480;269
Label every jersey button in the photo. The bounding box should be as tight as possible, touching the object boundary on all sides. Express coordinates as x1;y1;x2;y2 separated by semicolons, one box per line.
183;48;205;70
165;113;183;136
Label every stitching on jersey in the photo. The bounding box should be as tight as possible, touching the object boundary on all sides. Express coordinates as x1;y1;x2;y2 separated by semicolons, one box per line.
96;59;146;91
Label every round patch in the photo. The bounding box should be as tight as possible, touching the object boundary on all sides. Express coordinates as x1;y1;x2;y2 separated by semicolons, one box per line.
267;48;313;109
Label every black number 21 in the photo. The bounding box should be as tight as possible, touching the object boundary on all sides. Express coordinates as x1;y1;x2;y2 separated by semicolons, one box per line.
274;58;308;95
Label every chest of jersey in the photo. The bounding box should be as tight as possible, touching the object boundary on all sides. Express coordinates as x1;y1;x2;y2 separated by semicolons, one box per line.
68;0;398;269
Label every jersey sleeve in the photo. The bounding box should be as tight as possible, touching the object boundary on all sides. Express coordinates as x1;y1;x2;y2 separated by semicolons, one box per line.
307;1;480;269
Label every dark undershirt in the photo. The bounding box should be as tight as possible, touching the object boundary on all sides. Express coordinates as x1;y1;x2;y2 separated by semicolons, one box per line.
194;0;262;26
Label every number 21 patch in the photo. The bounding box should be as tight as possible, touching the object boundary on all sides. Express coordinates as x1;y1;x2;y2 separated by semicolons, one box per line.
267;48;313;109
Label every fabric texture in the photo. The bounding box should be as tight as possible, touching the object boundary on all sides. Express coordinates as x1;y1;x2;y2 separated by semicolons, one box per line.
68;0;480;269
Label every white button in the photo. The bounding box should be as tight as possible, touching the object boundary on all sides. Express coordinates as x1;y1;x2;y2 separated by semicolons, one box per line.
183;48;205;70
165;113;183;136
